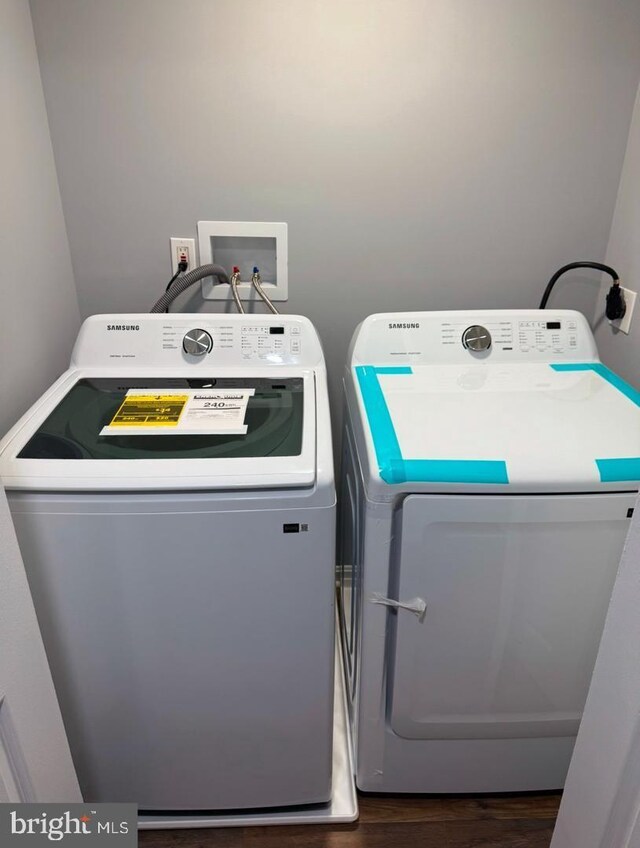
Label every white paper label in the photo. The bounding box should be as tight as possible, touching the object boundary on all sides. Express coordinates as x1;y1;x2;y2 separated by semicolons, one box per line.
100;388;255;436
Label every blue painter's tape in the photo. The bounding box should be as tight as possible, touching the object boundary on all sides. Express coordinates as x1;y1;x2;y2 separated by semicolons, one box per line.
550;363;596;372
355;366;404;482
592;364;640;407
402;459;509;485
596;458;640;483
550;362;640;407
551;363;640;482
355;365;509;485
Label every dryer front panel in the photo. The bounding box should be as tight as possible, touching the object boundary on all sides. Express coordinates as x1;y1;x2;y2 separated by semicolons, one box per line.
389;493;634;741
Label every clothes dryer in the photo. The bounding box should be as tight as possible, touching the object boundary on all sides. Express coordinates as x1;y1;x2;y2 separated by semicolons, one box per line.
339;309;639;792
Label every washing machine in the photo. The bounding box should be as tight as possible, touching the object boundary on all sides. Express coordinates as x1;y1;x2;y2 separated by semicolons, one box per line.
0;313;335;811
339;309;640;793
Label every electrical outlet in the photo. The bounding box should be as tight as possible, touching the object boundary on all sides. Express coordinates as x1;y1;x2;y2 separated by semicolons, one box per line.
170;237;197;275
609;286;637;335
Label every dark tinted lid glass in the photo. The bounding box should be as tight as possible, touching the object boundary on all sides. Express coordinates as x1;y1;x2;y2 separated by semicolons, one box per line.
18;378;303;460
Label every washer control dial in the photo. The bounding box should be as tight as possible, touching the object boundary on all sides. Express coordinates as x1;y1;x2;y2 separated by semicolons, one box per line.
462;325;492;352
183;329;213;356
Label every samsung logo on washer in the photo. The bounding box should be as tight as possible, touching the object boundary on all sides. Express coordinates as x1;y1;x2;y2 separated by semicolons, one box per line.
106;324;140;331
388;322;420;329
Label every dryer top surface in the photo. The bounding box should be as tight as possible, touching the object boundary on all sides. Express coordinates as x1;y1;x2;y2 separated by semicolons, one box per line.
347;311;640;497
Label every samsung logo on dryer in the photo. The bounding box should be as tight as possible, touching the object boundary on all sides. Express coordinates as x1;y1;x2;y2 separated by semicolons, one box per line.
107;324;140;331
388;322;420;329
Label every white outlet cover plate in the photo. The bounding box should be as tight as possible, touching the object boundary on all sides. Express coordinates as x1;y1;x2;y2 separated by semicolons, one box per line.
197;221;288;302
609;286;637;335
170;237;197;275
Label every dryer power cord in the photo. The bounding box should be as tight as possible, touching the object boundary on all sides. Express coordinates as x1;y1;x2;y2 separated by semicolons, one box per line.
150;263;230;313
539;261;624;320
605;281;626;322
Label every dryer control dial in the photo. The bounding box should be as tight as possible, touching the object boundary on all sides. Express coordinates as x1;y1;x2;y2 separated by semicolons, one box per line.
183;329;213;356
462;325;492;352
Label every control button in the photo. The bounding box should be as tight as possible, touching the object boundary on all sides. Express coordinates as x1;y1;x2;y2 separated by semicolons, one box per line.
291;339;301;353
462;325;492;352
291;326;301;335
183;329;213;356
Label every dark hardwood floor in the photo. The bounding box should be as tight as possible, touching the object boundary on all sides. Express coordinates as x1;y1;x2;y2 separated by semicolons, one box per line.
139;792;561;847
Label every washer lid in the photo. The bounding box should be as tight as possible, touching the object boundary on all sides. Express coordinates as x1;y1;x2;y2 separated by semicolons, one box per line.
0;372;316;491
354;362;640;496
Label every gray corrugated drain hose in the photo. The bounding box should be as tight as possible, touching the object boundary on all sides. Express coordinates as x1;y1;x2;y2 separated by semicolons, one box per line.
150;264;230;313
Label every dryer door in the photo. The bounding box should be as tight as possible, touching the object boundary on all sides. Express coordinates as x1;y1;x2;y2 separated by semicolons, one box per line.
389;493;634;741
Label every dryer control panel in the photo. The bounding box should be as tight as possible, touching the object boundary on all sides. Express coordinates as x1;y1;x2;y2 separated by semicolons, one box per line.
71;314;323;369
440;316;580;354
353;310;598;365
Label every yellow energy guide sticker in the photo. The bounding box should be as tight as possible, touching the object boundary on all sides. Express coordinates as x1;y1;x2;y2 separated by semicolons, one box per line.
108;394;189;428
99;388;256;436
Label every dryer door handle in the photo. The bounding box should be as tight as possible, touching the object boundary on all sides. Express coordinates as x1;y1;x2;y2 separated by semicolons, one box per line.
369;593;427;620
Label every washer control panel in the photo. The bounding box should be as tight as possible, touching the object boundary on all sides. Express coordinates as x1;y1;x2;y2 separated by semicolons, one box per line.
73;315;321;368
462;325;492;352
239;324;302;359
182;329;213;356
164;322;302;360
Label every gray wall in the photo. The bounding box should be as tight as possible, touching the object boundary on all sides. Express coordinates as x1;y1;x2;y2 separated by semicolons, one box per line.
593;81;640;387
30;0;640;420
0;0;80;437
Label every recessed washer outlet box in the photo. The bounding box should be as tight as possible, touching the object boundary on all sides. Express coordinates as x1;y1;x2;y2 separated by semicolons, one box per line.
197;221;288;302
